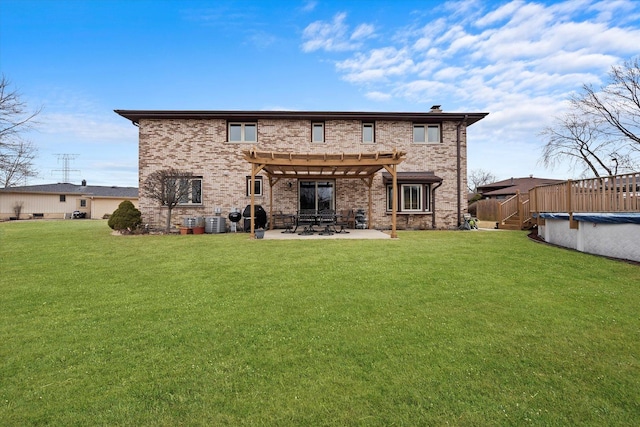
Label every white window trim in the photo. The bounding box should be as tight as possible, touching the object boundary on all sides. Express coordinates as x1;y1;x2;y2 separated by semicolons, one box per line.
228;122;257;143
246;176;263;197
401;184;423;212
312;122;325;143
413;124;441;144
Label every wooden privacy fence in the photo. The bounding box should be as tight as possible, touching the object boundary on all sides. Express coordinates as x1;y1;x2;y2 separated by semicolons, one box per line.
473;199;500;221
530;172;640;214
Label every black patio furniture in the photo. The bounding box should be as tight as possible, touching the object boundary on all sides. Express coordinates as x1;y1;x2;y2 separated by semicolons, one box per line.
334;209;353;233
317;209;337;235
294;209;318;235
273;211;296;233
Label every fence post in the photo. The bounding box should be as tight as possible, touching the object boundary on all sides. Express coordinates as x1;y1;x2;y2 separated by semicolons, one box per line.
567;179;578;229
517;190;523;229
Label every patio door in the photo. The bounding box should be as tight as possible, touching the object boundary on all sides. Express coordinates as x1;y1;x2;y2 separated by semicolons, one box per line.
299;180;335;211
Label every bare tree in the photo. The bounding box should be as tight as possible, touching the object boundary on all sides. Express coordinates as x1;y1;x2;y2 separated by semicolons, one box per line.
576;57;640;148
0;139;38;187
541;57;640;178
12;201;24;220
0;75;41;187
141;168;194;232
468;168;496;193
540;113;625;177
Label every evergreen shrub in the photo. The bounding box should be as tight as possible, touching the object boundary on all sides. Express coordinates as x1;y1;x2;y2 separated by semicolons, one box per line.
108;200;142;232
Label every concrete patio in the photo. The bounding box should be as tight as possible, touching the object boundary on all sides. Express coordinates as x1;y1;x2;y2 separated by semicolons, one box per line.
260;228;392;240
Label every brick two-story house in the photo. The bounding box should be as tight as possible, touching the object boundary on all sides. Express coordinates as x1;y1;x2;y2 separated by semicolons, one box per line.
115;107;487;235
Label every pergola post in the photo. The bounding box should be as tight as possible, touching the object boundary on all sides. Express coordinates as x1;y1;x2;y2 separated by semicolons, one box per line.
383;164;399;238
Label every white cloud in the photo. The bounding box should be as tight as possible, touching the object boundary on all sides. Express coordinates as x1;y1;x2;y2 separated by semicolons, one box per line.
474;0;525;27
351;23;375;41
336;47;414;82
301;0;317;13
365;91;392;101
301;12;375;52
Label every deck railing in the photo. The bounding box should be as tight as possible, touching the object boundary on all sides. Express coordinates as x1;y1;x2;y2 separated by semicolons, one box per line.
498;191;531;229
530;172;640;214
499;193;520;222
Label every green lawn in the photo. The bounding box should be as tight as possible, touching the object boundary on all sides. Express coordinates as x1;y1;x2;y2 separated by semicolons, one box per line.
1;220;638;426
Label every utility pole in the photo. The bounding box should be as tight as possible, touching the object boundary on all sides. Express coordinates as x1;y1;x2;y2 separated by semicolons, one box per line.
53;154;80;183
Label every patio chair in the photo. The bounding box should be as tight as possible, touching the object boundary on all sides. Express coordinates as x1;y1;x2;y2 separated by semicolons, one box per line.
334;209;354;233
318;209;337;235
273;211;296;233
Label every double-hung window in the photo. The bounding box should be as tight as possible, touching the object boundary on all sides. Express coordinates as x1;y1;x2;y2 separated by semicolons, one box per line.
312;122;324;143
413;124;441;144
246;176;263;197
229;122;257;142
178;177;203;205
402;184;422;211
362;122;374;144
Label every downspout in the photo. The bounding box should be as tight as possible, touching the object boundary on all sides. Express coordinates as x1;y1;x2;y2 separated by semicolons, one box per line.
456;115;468;227
431;181;443;229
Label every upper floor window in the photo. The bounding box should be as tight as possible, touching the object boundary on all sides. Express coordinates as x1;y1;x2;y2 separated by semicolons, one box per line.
312;122;324;143
246;176;263;197
413;124;440;144
178;178;203;205
229;122;257;142
362;122;374;144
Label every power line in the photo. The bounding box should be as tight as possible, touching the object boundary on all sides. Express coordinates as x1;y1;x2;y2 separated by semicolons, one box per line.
52;154;80;183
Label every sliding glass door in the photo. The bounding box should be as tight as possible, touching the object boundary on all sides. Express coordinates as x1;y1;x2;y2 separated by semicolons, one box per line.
299;180;335;211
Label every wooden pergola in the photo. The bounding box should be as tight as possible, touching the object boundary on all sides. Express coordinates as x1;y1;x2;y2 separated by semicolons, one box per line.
243;148;407;238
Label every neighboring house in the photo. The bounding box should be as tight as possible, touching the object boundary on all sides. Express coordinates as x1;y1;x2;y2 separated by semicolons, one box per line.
477;176;564;200
115;107;488;231
0;181;138;220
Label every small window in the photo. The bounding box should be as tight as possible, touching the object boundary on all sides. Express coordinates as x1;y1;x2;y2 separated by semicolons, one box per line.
177;178;203;205
246;176;263;197
312;122;324;143
229;123;257;142
363;122;374;143
60;195;66;202
413;124;441;144
80;199;87;208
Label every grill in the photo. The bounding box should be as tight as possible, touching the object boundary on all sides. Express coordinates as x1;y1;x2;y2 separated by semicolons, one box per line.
242;204;267;231
228;211;242;232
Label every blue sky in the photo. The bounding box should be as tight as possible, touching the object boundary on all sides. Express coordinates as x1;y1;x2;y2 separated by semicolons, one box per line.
2;0;639;187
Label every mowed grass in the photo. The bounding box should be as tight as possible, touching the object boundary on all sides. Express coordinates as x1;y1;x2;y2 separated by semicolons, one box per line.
1;220;638;426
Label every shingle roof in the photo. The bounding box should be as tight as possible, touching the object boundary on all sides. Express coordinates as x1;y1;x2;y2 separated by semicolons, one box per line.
0;183;138;198
478;177;564;196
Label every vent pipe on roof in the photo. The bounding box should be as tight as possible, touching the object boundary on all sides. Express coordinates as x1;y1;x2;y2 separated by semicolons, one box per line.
430;105;442;112
81;179;87;186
